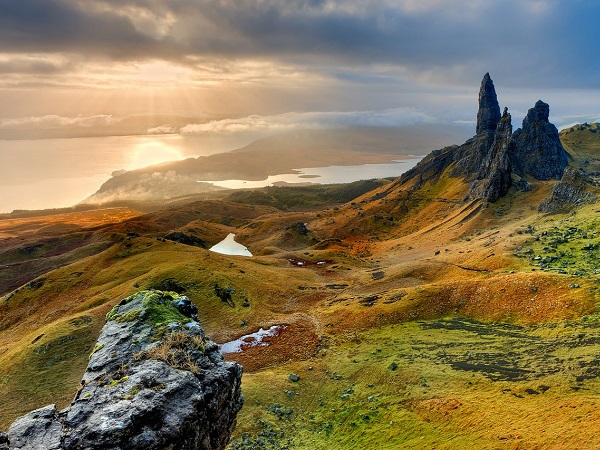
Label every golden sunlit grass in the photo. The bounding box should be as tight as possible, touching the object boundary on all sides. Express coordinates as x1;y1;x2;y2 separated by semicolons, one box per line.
232;318;600;449
0;207;141;238
136;331;207;374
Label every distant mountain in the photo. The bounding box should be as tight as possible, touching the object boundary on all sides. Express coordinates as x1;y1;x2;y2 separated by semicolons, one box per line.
82;125;471;205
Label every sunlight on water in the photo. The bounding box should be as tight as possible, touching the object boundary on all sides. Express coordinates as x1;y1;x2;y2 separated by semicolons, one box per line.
203;157;423;189
129;139;184;169
0;134;244;213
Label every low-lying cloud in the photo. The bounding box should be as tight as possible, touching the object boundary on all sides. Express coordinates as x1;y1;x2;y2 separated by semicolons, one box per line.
0;114;120;129
178;108;433;135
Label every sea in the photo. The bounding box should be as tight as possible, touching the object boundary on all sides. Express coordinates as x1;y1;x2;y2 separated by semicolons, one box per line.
0;134;422;213
0;134;245;213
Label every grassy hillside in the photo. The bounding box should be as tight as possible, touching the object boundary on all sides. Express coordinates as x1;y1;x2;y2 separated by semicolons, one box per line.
0;129;599;447
560;122;600;173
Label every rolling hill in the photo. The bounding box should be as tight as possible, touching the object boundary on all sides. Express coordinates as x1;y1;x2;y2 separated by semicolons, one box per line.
1;75;600;449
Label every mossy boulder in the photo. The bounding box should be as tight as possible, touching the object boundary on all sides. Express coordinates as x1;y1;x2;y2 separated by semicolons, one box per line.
4;291;243;450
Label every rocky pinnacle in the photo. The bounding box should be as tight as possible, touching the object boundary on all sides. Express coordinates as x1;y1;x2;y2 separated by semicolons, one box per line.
476;73;502;135
511;100;568;180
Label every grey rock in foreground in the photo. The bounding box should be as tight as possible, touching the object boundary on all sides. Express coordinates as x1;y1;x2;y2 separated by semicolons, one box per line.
2;291;243;450
0;430;8;450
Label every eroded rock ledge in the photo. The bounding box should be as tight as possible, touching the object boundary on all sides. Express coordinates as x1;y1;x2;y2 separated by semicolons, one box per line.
2;291;243;450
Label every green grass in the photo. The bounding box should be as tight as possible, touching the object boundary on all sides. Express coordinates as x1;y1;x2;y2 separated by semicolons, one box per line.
514;204;600;279
225;180;392;211
0;315;99;429
560;123;600;173
230;316;600;449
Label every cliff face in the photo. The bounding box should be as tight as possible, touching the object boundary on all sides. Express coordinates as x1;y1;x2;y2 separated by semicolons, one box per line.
3;291;243;450
476;72;502;135
512;100;569;180
468;108;513;203
538;166;598;213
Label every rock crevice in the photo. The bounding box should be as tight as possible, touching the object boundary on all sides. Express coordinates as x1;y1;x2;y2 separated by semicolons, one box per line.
468;107;513;203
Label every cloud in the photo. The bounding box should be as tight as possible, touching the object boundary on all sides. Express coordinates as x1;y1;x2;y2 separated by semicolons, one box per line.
0;54;73;75
179;108;433;134
0;0;599;89
0;114;120;129
147;125;179;134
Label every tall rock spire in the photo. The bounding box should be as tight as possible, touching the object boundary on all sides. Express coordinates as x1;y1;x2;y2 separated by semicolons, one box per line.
476;73;501;135
467;107;513;203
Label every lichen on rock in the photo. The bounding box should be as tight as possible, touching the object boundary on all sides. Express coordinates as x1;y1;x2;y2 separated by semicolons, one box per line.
2;291;243;450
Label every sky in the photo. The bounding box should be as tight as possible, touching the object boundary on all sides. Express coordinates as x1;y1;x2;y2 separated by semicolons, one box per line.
1;0;600;138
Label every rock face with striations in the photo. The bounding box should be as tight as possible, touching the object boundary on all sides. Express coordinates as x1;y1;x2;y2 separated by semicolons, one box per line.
452;74;502;177
2;291;243;450
538;166;597;213
512;100;569;180
468;108;513;203
476;73;502;135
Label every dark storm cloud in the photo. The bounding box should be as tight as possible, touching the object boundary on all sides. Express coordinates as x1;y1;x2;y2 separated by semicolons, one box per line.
0;0;157;57
0;0;599;88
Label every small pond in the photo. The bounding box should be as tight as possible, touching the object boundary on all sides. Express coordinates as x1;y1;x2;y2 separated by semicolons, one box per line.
209;233;252;256
219;325;287;354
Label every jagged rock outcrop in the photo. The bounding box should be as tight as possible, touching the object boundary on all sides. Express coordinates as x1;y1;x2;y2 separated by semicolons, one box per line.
2;291;243;450
401;74;502;185
453;73;502;176
451;132;497;177
468;108;513;202
538;167;597;213
476;73;502;135
400;74;571;204
512;100;569;180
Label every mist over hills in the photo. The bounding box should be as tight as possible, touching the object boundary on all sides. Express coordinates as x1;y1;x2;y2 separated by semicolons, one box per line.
82;124;471;206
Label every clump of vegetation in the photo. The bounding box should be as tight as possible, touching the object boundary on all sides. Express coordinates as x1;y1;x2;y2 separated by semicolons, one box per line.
106;291;141;321
106;291;191;327
89;343;104;358
140;291;190;326
214;284;235;307
115;309;142;323
149;278;188;294
135;331;207;374
121;384;141;400
99;363;130;387
230;419;289;450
